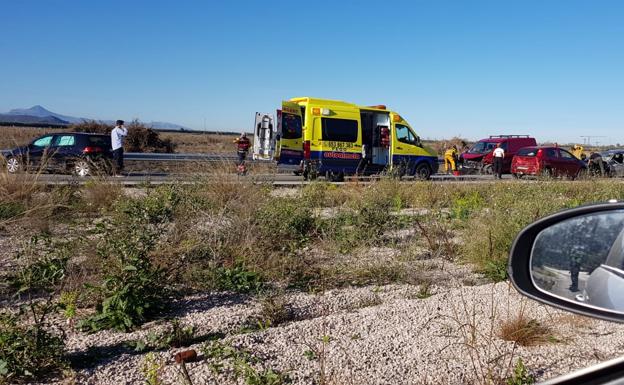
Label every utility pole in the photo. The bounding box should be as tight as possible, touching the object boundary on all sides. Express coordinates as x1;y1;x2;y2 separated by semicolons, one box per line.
580;135;606;146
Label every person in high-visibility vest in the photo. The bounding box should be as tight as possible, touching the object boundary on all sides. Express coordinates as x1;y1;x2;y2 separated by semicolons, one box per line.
444;145;458;173
571;145;584;160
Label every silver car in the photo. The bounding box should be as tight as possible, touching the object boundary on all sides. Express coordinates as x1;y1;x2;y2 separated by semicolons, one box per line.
581;225;624;310
601;149;624;177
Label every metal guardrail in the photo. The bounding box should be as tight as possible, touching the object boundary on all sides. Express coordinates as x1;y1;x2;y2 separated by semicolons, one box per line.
124;152;237;162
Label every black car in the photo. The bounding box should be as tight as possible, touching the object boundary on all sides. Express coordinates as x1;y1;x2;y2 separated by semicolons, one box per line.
2;132;113;177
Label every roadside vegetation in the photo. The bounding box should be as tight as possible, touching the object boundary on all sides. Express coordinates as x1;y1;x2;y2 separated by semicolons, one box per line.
1;172;623;383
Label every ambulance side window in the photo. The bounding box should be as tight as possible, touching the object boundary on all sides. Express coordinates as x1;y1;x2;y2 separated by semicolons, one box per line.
396;124;416;145
321;118;358;142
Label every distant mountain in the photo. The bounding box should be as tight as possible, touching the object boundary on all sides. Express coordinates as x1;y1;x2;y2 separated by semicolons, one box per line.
7;105;82;124
0;105;190;130
146;121;189;130
0;113;69;125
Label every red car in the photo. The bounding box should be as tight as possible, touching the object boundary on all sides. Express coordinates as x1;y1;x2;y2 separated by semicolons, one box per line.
511;146;587;179
461;135;537;174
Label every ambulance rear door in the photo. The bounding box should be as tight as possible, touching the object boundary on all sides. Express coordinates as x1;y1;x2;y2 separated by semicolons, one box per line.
252;112;276;161
277;101;304;165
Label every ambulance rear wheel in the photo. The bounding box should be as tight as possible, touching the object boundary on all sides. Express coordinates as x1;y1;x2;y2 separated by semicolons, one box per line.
303;168;318;181
414;163;432;180
326;171;343;182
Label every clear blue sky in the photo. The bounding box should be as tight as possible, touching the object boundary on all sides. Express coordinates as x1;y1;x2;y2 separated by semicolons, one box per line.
2;0;623;144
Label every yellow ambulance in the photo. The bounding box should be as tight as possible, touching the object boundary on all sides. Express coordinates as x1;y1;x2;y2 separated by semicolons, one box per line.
253;97;437;180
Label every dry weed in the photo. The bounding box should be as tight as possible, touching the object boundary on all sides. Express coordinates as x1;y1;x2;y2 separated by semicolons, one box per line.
499;312;554;347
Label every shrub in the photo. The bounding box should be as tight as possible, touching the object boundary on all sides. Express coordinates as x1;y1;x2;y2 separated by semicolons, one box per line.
79;188;177;332
256;294;292;327
116;184;181;224
215;264;264;294
256;198;315;250
506;358;535;385
2;237;70;384
128;319;195;352
70;119;175;153
0;202;25;220
77;180;123;214
0;312;65;384
79;255;166;332
201;340;288;384
141;352;164;385
451;191;485;220
68;120;111;134
0;172;73;230
12;236;70;296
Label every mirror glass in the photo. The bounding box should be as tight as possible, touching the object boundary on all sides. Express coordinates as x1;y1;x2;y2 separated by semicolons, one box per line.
531;210;624;314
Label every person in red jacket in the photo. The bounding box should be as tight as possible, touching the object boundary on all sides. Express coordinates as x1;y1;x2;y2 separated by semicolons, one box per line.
234;132;251;165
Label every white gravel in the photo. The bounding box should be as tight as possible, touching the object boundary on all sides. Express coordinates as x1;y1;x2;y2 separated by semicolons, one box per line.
42;280;624;385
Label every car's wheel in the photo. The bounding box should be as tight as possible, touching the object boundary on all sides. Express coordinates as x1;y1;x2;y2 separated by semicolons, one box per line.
6;157;20;174
415;163;432;180
512;173;522;179
74;160;91;177
325;171;337;182
481;164;493;175
575;168;587;180
539;167;553;179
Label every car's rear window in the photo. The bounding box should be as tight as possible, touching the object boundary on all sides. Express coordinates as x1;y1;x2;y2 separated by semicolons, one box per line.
517;148;537;157
87;136;111;147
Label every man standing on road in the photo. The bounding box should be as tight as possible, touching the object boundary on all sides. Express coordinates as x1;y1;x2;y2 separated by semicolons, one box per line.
492;143;504;179
111;120;128;177
234;132;251;165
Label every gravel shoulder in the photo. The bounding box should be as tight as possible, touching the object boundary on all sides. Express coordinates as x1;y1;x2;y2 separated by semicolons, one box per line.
39;278;624;385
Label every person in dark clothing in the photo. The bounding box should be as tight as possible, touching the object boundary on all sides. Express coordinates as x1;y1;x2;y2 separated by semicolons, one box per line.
588;152;606;176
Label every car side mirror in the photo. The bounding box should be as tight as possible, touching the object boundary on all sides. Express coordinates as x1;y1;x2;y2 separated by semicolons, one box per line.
509;201;624;323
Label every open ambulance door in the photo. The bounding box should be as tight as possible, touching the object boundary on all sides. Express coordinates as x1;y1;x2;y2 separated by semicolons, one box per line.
252;113;276;161
390;113;415;175
276;101;304;166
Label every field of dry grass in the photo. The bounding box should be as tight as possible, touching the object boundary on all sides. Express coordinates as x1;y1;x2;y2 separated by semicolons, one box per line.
159;131;238;153
0;126;70;149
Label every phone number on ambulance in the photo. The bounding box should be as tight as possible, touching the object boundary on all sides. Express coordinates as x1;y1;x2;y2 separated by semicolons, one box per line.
323;152;361;160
